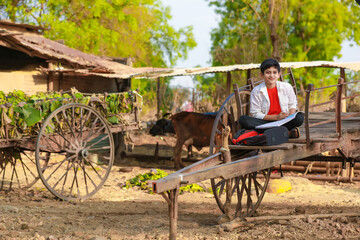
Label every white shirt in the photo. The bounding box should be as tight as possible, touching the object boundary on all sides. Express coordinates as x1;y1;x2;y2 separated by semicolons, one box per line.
249;81;297;119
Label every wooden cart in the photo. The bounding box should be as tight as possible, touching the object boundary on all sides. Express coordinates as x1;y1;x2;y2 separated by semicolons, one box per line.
151;75;360;240
0;91;142;201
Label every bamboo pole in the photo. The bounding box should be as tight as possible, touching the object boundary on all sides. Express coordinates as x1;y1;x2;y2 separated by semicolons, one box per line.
271;165;360;175
263;174;360;182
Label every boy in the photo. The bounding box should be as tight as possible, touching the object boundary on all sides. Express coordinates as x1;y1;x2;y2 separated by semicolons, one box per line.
238;58;304;138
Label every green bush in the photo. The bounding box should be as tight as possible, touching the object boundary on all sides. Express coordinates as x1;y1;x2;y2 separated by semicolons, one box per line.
123;169;205;194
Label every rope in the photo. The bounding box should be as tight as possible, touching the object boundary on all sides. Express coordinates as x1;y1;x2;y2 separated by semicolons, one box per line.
304;162;315;175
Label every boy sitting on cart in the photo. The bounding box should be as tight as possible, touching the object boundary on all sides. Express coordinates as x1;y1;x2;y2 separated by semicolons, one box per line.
238;58;304;138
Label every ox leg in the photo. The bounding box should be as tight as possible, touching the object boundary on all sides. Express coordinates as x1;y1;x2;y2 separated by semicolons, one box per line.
187;145;193;160
161;185;180;240
174;140;185;169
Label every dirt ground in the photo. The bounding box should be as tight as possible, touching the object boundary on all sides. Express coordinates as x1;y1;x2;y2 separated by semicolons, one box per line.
1;130;360;240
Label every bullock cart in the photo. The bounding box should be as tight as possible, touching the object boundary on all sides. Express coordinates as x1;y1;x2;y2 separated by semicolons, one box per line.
150;68;360;239
0;90;142;201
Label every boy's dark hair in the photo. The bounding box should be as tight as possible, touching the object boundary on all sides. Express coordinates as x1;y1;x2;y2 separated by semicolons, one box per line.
260;58;281;74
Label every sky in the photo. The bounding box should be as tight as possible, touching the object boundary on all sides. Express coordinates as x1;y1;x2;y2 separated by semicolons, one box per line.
165;0;360;88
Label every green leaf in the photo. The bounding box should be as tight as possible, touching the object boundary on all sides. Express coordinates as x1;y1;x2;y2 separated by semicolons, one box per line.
50;100;62;112
107;116;119;124
22;106;41;127
74;92;83;99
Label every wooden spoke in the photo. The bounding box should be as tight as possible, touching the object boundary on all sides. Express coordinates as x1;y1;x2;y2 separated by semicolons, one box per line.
61;109;76;139
50;159;73;190
42;154;75;180
82;156;107;180
0;150;44;191
35;103;114;201
211;168;271;219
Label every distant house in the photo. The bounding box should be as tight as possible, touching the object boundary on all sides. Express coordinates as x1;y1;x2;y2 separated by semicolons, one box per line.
0;20;156;95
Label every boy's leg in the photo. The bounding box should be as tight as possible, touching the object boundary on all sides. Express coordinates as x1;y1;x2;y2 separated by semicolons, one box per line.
282;112;304;130
238;115;269;130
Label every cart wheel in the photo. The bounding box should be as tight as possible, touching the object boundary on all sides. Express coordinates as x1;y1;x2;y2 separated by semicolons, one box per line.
208;89;269;218
210;168;271;219
0;149;46;191
35;103;114;201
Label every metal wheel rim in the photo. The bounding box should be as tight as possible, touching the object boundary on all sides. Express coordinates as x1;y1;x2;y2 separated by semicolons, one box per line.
208;88;267;218
209;89;251;154
35;103;114;201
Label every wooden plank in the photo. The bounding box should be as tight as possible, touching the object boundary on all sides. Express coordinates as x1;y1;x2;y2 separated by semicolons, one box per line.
152;139;343;193
0;140;16;148
229;143;294;150
289;138;339;143
110;122;140;133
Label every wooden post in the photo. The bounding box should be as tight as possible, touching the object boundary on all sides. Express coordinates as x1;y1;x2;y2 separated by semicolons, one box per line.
221;126;232;219
305;84;314;148
114;132;125;164
279;67;284;82
337;148;349;178
59;72;63;91
340;68;346;112
157;77;161;119
192;88;195;112
233;83;243;119
279;74;284;82
4;122;8;143
154;142;159;162
246;77;254;115
165;186;180;240
248;78;255;90
336;78;344;137
226;72;232;97
247;69;251;83
287;68;298;96
47;62;54;91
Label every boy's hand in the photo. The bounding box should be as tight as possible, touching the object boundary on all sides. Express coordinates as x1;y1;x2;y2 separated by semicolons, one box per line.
277;112;288;120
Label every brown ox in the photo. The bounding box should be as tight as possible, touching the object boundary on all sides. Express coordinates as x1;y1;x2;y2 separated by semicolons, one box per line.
170;111;222;169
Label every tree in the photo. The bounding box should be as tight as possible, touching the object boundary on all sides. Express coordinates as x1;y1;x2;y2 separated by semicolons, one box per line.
0;0;196;68
204;0;360;94
0;0;197;117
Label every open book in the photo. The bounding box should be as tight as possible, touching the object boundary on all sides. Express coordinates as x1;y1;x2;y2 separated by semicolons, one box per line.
255;112;304;130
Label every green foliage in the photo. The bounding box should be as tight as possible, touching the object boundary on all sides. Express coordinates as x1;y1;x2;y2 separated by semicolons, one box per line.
201;0;360;98
123;169;168;193
123;169;206;194
208;0;360;64
179;183;205;194
0;0;196;68
0;89;142;139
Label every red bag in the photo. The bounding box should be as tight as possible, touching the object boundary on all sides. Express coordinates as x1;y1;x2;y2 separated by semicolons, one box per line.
232;130;261;145
233;127;289;146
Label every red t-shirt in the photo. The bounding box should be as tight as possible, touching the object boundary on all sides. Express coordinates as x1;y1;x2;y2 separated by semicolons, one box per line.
267;86;281;115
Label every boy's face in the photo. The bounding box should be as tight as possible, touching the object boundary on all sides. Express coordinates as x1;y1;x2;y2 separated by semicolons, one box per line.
260;66;280;88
